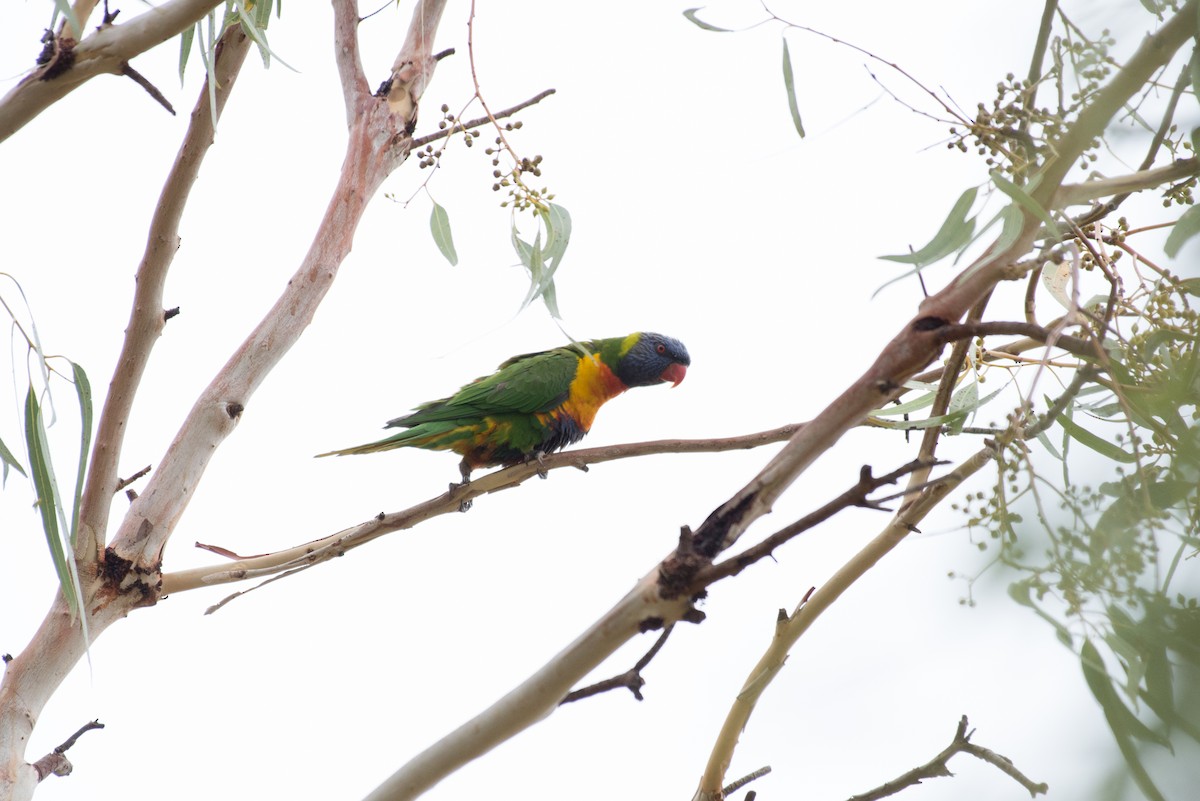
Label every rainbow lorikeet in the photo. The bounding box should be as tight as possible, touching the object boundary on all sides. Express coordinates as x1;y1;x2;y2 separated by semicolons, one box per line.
318;332;690;481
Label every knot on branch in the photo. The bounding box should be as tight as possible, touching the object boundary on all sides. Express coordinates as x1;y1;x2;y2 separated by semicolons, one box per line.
36;31;75;81
658;525;713;601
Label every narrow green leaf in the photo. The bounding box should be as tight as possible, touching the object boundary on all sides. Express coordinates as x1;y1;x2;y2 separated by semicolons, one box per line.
70;362;92;545
510;223;533;269
944;380;979;435
25;389;82;620
50;0;82;42
254;0;274;28
682;7;732;32
1164;204;1200;257
542;203;572;268
869;391;937;418
1105;631;1148;703
179;23;196;85
195;10;220;131
234;1;296;71
1035;429;1063;461
990;170;1060;238
1081;640;1173;801
1007;580;1073;645
781;39;805;138
429;202;458;266
992;202;1026;256
542;281;562;320
0;434;28;481
881;187;978;266
1056;412;1137;463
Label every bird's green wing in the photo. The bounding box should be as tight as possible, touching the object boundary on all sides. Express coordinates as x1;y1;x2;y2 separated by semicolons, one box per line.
390;347;580;426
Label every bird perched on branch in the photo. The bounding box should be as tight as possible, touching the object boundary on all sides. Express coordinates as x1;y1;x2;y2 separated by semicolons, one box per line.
317;332;690;482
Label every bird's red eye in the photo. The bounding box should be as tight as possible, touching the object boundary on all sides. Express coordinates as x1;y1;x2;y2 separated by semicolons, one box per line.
656;343;666;354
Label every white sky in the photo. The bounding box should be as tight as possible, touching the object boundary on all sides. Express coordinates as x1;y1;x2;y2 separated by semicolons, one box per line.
2;1;1197;800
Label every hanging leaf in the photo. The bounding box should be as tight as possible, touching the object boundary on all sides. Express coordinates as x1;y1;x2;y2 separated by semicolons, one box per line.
1041;260;1075;309
1056;412;1137;463
50;0;82;41
25;389;83;621
869;390;937;418
179;24;196;85
682;8;732;32
781;38;805;138
0;434;27;485
70;361;93;544
881;187;978;266
990;170;1060;239
429;202;458;266
1164;204;1200;257
233;0;296;70
1081;639;1172;801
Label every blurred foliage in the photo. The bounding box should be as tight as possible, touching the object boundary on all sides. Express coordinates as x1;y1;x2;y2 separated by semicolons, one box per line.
931;5;1200;798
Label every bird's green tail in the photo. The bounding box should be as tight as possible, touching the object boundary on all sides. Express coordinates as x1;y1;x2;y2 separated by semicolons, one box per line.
315;422;472;457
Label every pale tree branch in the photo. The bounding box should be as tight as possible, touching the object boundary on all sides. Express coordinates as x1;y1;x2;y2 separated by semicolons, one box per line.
76;24;252;565
684;0;1197;562
160;425;803;596
1054;157;1200;208
691;370;1092;799
107;0;447;573
0;0;226;142
0;25;251;801
0;3;449;798
363;573;701;801
333;0;369;124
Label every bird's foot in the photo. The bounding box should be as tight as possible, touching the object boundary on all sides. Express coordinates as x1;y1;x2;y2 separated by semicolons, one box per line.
532;450;549;479
458;498;473;513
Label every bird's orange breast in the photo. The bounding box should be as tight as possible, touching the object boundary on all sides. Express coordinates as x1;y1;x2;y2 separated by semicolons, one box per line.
544;354;627;432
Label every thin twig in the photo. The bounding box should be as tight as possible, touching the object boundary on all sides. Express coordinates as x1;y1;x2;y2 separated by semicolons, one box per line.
560;625;674;703
934;320;1100;360
30;720;104;781
689;459;938;592
113;465;151;493
845;716;1047;801
723;765;772;797
119;62;175;115
410;88;556;149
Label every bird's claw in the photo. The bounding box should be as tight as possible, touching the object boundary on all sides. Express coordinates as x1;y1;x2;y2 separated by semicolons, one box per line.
458;498;473;513
533;450;549;479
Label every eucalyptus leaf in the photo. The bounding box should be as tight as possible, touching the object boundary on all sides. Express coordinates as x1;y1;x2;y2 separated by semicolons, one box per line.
179;24;195;85
1164;204;1200;257
781;39;805;138
990;169;1060;239
429;202;458;266
0;434;28;482
992;202;1027;255
25;389;82;621
881;187;978;266
869;391;936;418
682;7;732;32
70;361;93;544
1056;412;1137;463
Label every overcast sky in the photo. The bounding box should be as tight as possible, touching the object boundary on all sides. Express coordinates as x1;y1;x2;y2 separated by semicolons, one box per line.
2;2;1196;800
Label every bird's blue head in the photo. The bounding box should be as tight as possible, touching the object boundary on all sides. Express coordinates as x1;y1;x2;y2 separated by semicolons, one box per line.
615;332;690;388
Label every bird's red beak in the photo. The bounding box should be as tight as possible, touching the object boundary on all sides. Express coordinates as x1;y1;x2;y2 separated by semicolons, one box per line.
660;362;687;387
